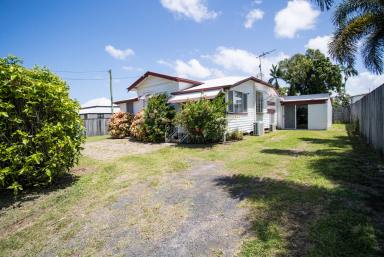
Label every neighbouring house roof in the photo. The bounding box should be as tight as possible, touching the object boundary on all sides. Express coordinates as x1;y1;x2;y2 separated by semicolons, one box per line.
127;71;203;91
81;97;114;108
114;96;139;104
80;97;119;114
168;89;222;104
281;93;330;105
79;106;120;114
173;76;277;95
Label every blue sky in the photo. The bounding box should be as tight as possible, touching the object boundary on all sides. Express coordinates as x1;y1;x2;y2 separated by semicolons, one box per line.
1;0;383;104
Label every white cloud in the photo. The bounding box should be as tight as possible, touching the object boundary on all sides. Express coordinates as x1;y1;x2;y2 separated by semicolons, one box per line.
105;45;134;60
158;58;223;79
244;9;264;29
305;35;331;56
122;66;143;72
209;47;289;78
346;72;384;96
254;0;263;4
274;0;320;38
160;0;218;22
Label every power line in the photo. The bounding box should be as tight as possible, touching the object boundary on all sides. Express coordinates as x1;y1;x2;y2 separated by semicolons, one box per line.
62;77;106;81
53;70;107;73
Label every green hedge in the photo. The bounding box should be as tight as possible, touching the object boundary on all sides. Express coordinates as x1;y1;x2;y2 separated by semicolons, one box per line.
0;56;85;193
175;93;227;143
144;94;175;142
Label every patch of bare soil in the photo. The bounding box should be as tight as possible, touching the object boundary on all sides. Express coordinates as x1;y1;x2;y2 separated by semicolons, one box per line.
40;160;250;257
82;138;173;160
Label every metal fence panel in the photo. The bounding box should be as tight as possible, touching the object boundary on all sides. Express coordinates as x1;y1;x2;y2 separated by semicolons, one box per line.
350;84;384;155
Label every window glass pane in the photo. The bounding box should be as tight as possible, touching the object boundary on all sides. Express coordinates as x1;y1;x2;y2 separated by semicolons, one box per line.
228;91;234;112
235;91;243;112
243;93;247;112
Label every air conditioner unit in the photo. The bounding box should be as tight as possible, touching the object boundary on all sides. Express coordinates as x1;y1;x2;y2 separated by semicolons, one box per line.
270;124;276;132
254;122;264;136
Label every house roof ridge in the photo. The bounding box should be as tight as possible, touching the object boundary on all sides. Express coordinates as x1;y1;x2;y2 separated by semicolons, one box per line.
127;71;203;91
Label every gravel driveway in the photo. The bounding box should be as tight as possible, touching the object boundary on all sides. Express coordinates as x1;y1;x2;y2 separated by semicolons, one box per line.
82;138;173;160
43;160;250;257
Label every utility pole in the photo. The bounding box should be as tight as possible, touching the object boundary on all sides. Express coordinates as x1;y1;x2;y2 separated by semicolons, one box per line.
109;69;114;113
257;49;276;80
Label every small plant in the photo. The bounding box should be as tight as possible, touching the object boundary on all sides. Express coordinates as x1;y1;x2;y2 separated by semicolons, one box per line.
227;129;244;141
130;110;148;141
175;93;227;143
0;56;84;193
144;94;175;142
108;112;133;139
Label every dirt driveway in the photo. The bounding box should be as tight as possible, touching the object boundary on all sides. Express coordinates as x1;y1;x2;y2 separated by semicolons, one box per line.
82;138;173;160
40;160;249;257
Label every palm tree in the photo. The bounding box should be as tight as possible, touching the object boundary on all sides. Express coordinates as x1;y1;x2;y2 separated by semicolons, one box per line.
268;64;282;89
312;0;334;10
341;64;358;84
329;0;384;74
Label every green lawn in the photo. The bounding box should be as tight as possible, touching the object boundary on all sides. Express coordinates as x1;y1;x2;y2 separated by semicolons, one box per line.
0;125;383;256
85;134;111;143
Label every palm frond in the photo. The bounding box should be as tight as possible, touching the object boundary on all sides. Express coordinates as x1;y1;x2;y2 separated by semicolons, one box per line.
362;27;384;74
333;0;380;27
313;0;334;11
329;14;376;66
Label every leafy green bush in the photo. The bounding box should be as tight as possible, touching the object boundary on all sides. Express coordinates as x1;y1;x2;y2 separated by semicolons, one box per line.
108;112;133;139
227;129;244;141
175;93;227;143
130;110;148;141
0;56;85;193
144;94;175;142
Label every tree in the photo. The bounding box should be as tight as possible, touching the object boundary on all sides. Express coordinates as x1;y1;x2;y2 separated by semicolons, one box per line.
278;49;344;95
329;0;384;74
175;93;226;143
0;56;84;193
268;64;282;89
108;112;133;139
144;94;175;143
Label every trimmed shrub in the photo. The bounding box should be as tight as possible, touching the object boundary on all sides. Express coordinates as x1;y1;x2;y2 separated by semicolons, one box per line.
175;93;227;143
144;94;175;142
227;129;244;141
108;112;133;139
0;56;85;193
130;110;148;141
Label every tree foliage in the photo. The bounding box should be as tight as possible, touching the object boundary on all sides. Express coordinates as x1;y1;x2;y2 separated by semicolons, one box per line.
144;94;175;142
268;64;283;89
278;49;344;95
130;110;148;141
0;56;84;193
175;93;227;143
108;112;133;139
329;0;384;74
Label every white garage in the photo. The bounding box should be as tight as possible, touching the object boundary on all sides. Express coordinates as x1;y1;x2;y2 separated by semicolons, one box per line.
278;93;332;130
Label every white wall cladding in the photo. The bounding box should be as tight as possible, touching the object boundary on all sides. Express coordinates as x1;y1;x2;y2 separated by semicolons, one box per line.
308;103;328;130
227;81;278;132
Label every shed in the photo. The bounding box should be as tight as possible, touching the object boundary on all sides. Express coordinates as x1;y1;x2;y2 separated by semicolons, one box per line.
278;93;332;130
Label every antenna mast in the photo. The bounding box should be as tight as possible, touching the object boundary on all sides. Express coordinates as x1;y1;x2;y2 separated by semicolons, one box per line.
257;49;276;80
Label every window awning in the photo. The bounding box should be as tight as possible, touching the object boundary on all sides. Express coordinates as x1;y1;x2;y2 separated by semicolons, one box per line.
168;89;221;104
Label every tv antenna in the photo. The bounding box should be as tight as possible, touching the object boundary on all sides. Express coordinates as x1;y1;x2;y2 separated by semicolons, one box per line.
257;49;276;80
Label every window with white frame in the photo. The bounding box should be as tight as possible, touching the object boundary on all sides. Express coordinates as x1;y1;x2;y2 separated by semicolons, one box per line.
256;91;263;113
228;91;248;113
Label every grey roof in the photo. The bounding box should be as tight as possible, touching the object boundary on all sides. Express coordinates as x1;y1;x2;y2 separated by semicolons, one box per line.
282;93;330;102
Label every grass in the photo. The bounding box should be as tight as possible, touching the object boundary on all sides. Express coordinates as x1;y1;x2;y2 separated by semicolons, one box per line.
0;124;383;256
85;134;111;143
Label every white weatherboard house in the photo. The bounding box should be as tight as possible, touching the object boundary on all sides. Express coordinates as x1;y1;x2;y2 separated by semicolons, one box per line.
114;71;332;134
80;97;120;120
